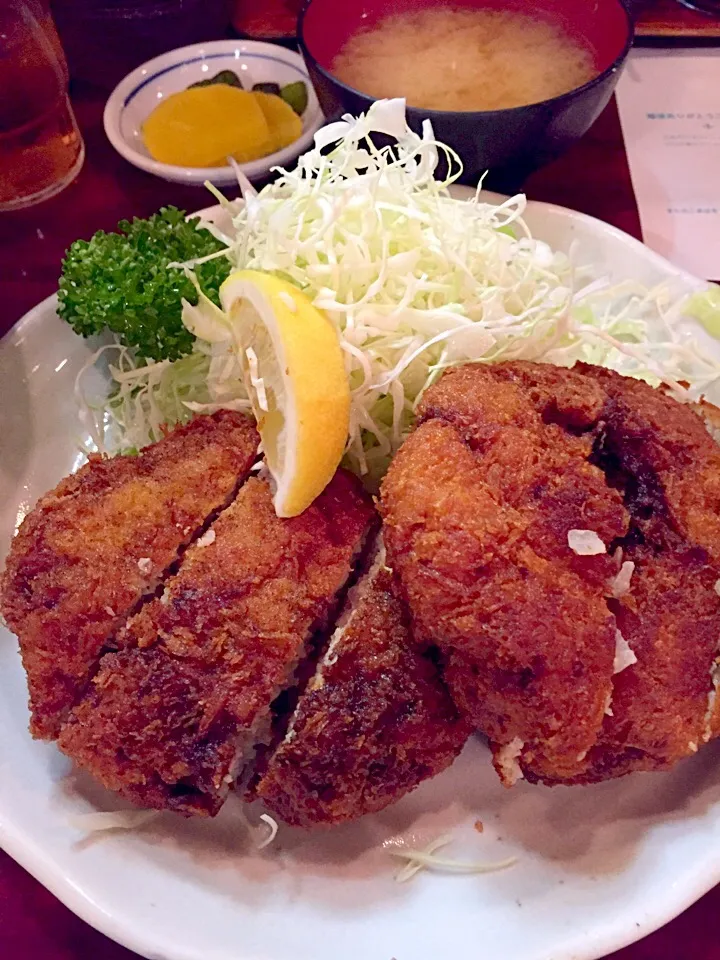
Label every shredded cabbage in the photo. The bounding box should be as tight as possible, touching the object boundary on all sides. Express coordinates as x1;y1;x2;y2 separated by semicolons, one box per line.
79;98;720;481
388;834;517;883
67;809;160;833
686;284;720;338
256;813;279;849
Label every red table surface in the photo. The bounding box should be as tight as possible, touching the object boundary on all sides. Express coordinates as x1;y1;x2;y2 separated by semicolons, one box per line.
2;79;720;960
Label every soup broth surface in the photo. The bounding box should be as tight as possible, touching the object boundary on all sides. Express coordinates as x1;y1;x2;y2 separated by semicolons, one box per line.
330;7;598;112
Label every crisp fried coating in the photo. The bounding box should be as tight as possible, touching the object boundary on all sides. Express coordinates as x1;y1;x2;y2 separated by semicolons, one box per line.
256;566;470;826
416;363;627;587
383;360;720;787
553;364;720;780
11;354;720;811
382;362;629;784
550;546;720;783
1;412;259;739
57;472;376;815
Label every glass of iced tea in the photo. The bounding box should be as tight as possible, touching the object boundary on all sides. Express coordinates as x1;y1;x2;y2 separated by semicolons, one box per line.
0;0;84;210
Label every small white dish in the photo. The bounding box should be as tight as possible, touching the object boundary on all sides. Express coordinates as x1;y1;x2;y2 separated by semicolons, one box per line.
103;40;325;185
1;193;719;960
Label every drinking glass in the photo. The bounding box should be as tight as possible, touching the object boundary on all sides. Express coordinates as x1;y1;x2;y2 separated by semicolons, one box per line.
0;0;84;211
677;0;720;13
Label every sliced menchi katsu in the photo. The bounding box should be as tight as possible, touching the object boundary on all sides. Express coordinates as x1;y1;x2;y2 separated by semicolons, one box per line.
255;541;470;826
381;362;629;785
0;411;259;740
382;360;720;788
549;364;720;782
57;471;376;815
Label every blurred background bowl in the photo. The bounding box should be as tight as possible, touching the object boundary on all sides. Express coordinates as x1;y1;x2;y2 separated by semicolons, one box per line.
298;0;634;191
104;39;324;185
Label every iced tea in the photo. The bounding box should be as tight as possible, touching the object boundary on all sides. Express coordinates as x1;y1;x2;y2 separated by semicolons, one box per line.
0;2;84;210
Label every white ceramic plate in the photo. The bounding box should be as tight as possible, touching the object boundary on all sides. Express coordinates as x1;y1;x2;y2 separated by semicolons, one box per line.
1;195;719;960
104;40;325;184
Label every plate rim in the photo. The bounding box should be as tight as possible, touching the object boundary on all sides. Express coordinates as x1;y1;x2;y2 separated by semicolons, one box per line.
3;740;720;960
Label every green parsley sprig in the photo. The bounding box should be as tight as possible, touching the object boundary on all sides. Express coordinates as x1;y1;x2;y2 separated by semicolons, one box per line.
57;206;231;361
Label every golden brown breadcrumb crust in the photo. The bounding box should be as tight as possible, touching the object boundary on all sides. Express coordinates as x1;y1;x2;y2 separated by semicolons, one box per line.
381;363;629;784
551;364;720;781
255;568;470;826
7;357;720;812
57;472;376;815
382;360;720;786
1;412;259;739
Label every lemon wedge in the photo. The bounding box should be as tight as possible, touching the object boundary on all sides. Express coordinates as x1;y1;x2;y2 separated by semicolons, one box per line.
219;270;350;517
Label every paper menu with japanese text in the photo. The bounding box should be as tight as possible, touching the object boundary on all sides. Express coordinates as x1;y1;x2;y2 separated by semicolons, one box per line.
615;49;720;280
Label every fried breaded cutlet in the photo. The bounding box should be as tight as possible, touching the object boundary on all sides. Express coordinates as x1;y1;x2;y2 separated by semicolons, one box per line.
57;471;376;815
381;360;720;786
381;363;629;784
551;363;720;782
7;359;720;819
255;544;470;826
1;412;259;739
